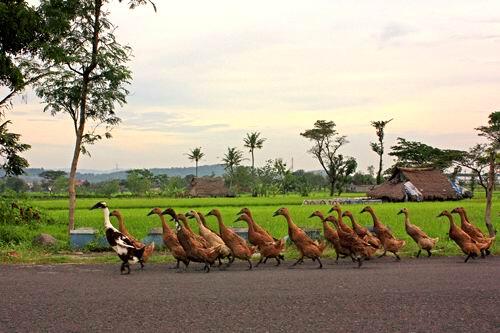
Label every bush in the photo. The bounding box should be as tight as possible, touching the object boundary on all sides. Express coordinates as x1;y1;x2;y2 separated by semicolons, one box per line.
0;198;56;226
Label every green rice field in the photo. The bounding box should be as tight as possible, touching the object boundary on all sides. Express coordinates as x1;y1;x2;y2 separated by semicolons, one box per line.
1;192;498;263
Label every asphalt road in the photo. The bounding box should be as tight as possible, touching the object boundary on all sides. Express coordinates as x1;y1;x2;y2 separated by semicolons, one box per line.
0;256;499;332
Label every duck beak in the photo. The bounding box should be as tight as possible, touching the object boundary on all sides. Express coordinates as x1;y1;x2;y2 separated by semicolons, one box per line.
397;210;403;215
147;210;155;216
327;207;334;213
236;209;243;215
308;213;315;218
272;210;280;217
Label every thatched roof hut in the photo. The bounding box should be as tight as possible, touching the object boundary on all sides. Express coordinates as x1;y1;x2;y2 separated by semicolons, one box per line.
187;177;230;197
367;167;459;202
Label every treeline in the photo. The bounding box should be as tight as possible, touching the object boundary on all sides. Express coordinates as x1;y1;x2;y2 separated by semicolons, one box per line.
0;163;378;198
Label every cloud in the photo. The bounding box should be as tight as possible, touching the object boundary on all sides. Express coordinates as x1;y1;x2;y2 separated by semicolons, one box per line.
376;23;415;47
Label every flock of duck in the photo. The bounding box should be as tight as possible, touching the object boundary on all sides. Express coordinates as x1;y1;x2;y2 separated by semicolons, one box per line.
90;202;495;274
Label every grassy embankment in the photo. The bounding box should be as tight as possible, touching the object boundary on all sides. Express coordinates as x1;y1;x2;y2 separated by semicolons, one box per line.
1;191;498;264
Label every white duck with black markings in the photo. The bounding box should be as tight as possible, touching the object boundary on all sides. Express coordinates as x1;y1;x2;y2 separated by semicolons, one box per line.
90;201;146;274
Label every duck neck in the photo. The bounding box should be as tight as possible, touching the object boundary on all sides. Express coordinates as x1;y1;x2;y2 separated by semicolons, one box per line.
367;210;380;227
102;207;113;229
283;212;298;232
115;211;126;232
445;214;455;232
215;213;226;232
402;212;410;227
159;214;171;234
456;210;467;227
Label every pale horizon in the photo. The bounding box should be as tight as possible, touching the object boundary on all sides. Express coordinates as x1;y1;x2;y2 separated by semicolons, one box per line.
4;0;499;172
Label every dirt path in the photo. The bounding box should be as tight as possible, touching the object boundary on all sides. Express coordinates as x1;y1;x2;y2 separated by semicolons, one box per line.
1;256;499;332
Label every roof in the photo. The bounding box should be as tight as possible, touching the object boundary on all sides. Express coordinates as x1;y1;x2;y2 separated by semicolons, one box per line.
367;167;459;201
187;177;230;197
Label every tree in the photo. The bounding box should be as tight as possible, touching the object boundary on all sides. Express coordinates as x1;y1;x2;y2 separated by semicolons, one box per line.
4;176;28;193
187;147;204;177
34;0;143;231
95;179;120;197
273;158;293;195
300;120;356;196
126;169;153;195
334;156;357;195
222;147;245;190
456;112;499;236
370;119;392;184
0;120;30;176
388;138;463;171
243;132;266;171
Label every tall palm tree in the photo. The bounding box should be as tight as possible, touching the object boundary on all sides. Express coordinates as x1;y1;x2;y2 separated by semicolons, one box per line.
222;147;245;190
370;119;393;184
243;132;266;171
187;147;204;177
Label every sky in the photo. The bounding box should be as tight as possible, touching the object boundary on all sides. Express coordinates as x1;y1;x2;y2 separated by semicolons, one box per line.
5;0;500;172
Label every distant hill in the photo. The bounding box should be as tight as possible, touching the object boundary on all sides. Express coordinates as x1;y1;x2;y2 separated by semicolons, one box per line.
4;165;226;183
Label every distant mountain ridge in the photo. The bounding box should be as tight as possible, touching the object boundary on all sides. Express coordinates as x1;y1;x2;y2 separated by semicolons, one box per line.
2;164;226;183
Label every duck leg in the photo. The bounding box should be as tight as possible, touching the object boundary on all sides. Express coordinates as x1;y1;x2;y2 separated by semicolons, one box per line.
426;250;432;257
378;250;387;258
316;257;323;269
139;260;144;269
121;262;130;275
416;249;421;258
485;249;491;256
464;254;472;263
335;253;339;263
204;263;211;273
275;257;281;266
263;257;269;264
255;257;264;267
357;257;363;268
480;250;486;259
247;259;253;270
291;256;304;267
392;252;401;261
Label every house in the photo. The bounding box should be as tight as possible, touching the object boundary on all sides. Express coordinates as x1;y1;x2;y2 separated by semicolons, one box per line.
367;167;461;202
187;177;230;197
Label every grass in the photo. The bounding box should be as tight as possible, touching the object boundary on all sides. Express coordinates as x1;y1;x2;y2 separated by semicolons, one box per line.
1;191;498;263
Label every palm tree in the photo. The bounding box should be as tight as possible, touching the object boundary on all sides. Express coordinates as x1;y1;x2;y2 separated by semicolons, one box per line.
222;147;245;190
243;132;266;171
370;119;393;184
187;147;204;177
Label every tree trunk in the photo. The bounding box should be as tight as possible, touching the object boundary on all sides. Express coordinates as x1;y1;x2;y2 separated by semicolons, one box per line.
195;160;198;177
67;131;84;232
376;153;383;185
485;151;496;236
329;181;335;197
251;149;255;170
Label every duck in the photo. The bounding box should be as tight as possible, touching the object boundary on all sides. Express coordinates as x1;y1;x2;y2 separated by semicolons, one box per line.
90;202;147;274
186;210;232;265
328;204;355;235
308;210;351;262
342;210;382;249
162;209;220;273
361;206;405;260
110;209;155;262
438;210;480;262
236;207;276;241
234;213;285;267
324;215;376;267
273;207;326;268
398;208;438;258
451;207;494;257
147;207;189;269
206;209;255;270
